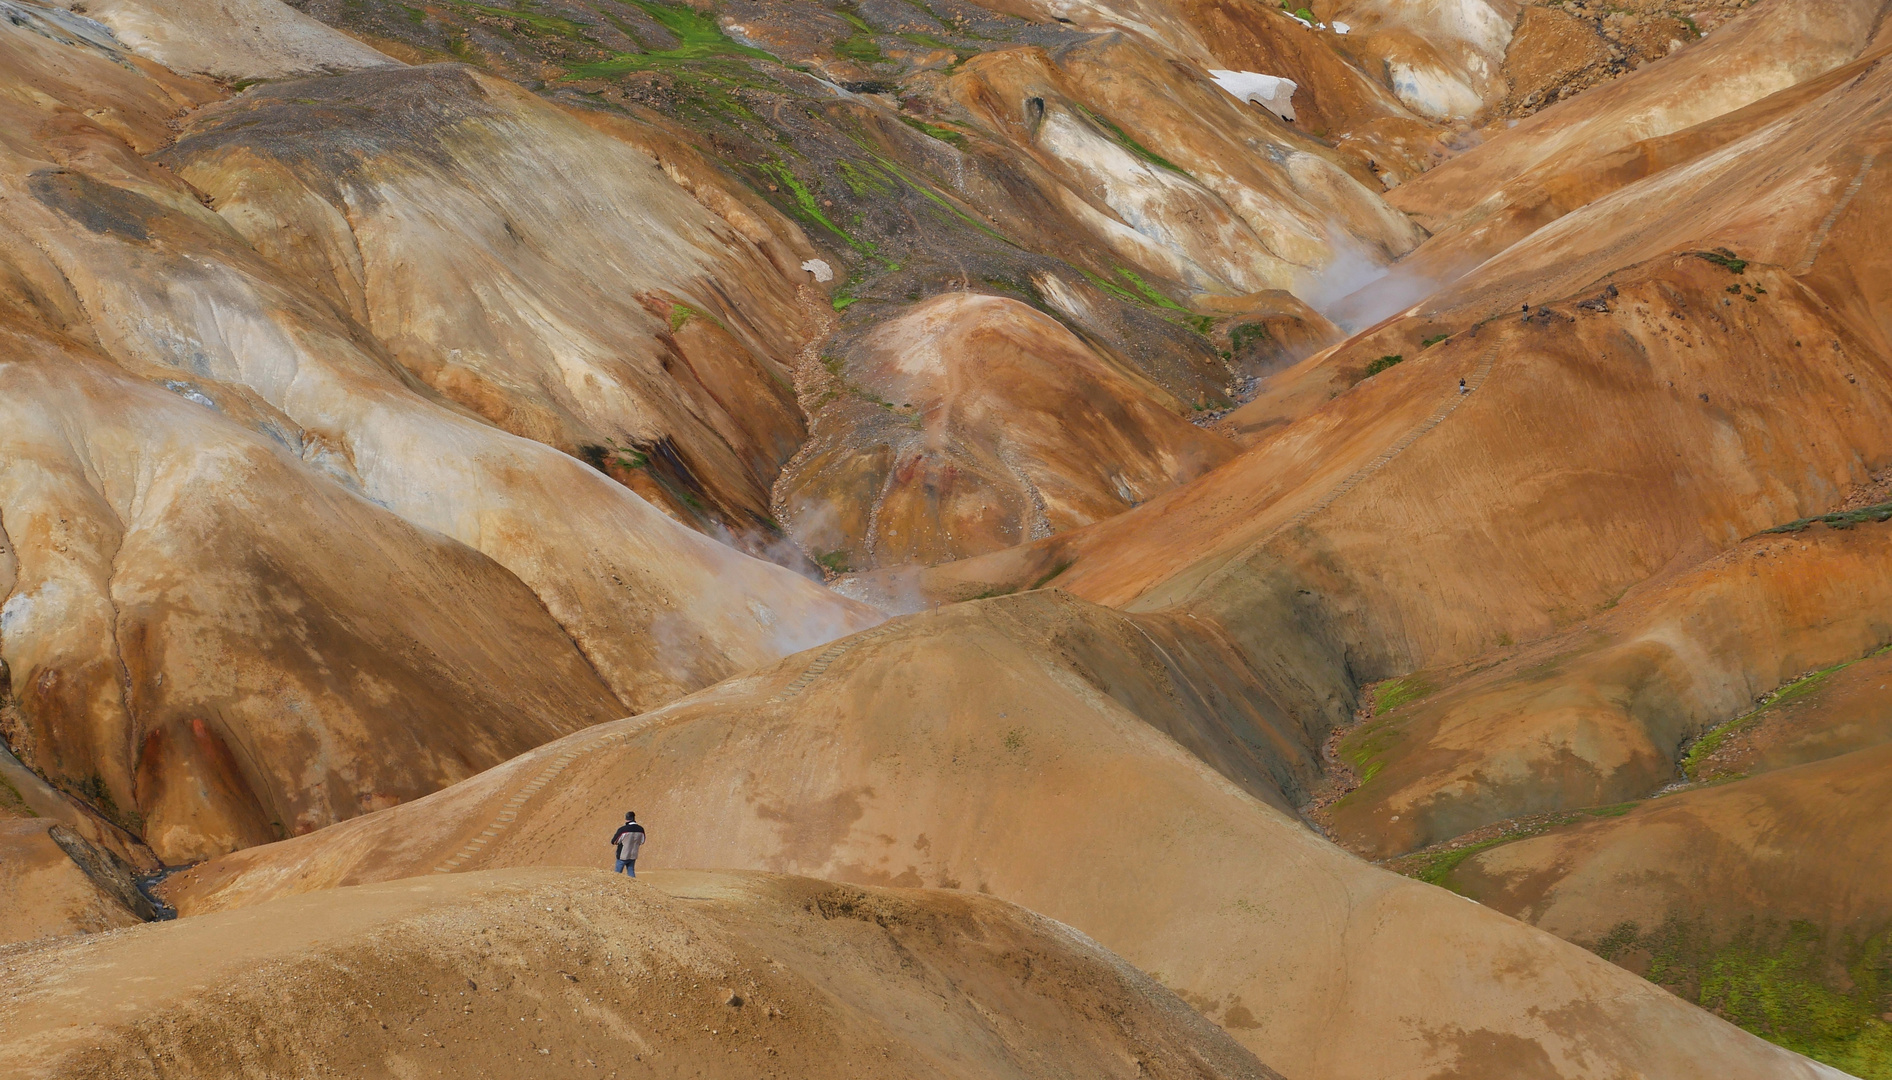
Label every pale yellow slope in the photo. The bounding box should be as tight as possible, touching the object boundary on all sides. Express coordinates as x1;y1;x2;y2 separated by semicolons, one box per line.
41;0;398;81
0;8;881;722
0;867;1280;1080
164;65;824;536
0;323;627;861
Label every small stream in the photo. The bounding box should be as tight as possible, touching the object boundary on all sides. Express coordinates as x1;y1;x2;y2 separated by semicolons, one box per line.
133;865;187;922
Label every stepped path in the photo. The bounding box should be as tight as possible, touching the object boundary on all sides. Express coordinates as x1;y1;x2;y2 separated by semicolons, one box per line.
766;622;901;703
1793;149;1877;274
1282;344;1498;532
1188;342;1500;599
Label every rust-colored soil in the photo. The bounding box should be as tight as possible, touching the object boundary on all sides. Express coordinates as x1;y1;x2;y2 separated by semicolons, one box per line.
1322;518;1892;859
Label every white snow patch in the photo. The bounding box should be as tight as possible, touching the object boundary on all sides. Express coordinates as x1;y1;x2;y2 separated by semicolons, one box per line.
162;380;219;410
1332;20;1350;33
801;258;834;282
1208;70;1298;121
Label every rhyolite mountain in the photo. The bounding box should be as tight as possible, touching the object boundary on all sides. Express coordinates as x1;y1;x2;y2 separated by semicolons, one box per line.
1;0;1887;1075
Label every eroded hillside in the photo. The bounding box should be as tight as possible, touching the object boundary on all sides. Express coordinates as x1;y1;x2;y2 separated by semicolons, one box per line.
1;0;1888;1074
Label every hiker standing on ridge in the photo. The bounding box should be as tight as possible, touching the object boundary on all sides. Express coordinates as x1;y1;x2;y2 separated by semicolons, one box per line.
611;812;646;877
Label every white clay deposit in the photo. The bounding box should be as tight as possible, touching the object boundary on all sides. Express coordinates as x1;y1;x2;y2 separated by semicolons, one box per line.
1209;70;1299;121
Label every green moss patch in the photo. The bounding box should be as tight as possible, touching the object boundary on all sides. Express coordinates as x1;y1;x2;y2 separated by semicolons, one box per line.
1077;267;1142;304
1371;673;1436;713
1596;918;1892;1077
1400;828;1524;886
868;155;1010;245
1333;674;1438;791
835;159;898;196
1387;801;1642;890
1229;322;1272;353
757;160;876;254
1337;716;1403;786
0;773;36;817
561;0;773;77
1365;354;1403;377
455;1;593;38
1111;268;1211;331
833;10;886;65
1029;560;1075;590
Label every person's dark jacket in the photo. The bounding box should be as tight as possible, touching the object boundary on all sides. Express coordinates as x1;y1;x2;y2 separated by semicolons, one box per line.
611;821;646;861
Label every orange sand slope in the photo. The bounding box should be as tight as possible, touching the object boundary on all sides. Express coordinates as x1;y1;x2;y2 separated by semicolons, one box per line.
900;28;1892;720
1328;515;1892;858
165;593;1845;1080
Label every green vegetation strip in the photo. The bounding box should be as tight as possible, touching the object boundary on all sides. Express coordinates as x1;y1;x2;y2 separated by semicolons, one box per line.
1762;499;1892;535
1074;104;1190;176
1389;803;1639;888
1371;673;1435;713
1110;268;1211;332
757;161;879;255
870;154;1012;246
1338;717;1399;786
1683;643;1892;779
1687;246;1748;274
1332;675;1438;791
455;1;591;37
899;115;967;149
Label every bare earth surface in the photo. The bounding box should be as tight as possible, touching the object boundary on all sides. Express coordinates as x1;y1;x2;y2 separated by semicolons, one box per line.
162;593;1847;1080
0;867;1280;1080
3;0;1891;1073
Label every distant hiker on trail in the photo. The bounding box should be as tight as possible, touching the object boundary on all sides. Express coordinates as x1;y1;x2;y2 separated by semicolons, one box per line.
1459;378;1468;394
611;812;646;877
